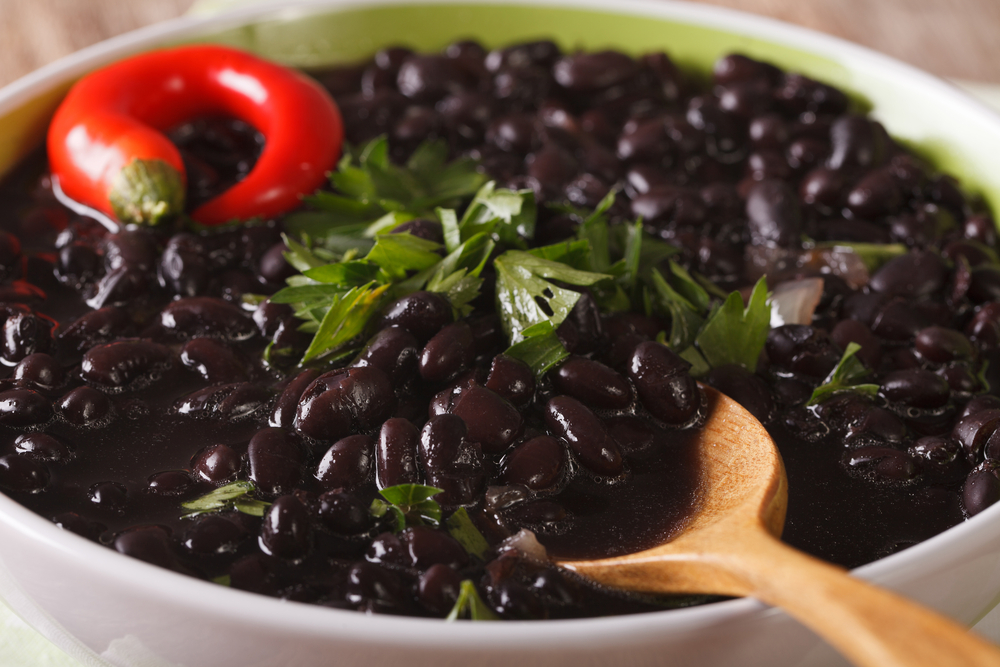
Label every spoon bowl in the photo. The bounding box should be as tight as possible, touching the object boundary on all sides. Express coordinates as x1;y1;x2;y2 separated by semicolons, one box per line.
560;385;1000;667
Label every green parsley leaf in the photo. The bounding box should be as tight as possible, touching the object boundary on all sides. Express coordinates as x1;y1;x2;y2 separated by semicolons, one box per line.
446;580;499;621
445;508;491;559
806;342;880;406
181;481;271;518
694;276;771;372
372;484;444;532
504;320;570;380
301;283;391;363
648;267;705;351
814;242;909;272
494;250;611;343
365;233;443;281
459;182;537;248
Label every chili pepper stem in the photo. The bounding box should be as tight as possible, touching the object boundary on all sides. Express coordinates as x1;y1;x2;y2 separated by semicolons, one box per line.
108;158;185;226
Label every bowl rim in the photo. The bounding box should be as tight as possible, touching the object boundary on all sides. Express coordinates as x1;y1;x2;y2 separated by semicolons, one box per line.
1;0;999;649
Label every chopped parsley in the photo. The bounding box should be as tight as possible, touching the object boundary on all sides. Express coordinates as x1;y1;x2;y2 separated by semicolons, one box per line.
807;342;879;406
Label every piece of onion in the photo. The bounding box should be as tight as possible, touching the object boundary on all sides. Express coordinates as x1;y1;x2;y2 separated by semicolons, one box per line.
769;277;825;327
498;528;549;562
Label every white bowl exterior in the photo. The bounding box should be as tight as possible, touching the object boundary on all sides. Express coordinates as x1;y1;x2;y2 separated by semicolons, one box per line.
0;2;999;666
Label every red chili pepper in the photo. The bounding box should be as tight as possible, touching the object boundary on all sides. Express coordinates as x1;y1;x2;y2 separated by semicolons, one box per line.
47;45;343;227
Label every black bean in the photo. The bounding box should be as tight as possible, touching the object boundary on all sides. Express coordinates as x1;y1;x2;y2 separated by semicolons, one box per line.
419;414;467;472
493;65;552;110
490;578;545;620
3;310;52;364
147;470;194;496
191;443;241;483
345;561;406;610
379;291;452;342
830;319;881;368
485;354;535;406
910;436;962;466
180;338;249;384
58;306;131;352
0;453;49;492
967;303;1000;348
174;382;269;422
965;213;998;247
969;266;1000;304
160;297;256;341
800;166;848;209
13;353;64;390
552;356;631;410
87;266;148;309
847;168;903;219
870;300;932;342
827;114;889;171
52;512;103;541
486;40;561;72
89;481;127;513
316;434;374;491
377;417;421;488
879;368;950;409
57;242;100;288
527;144;578;199
418;563;462;615
713;54;780;86
438;92;494;144
57;386;112;426
252;300;293;338
960;395;1000;420
849;407;907;443
260;495;311;558
943;240;996;269
114;526;176;569
81;339;171;389
247;427;304;496
257;242;296;284
844;445;919;482
718;80;773;118
294;367;396;442
785;138;827;172
963;466;1000;516
500;435;565;490
545;396;623;475
397;55;473;103
420;322;476;382
14;433;72;462
269;369;318;429
952;409;1000;460
184;515;246;555
627;341;699;424
103;229;157;272
318;490;373;535
631;187;707;228
451;386;522;454
553;51;637;91
0;388;51;427
158;234;209;297
746;180;802;247
915;326;975;364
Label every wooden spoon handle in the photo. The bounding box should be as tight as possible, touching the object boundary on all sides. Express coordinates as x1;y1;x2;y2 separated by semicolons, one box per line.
726;529;1000;667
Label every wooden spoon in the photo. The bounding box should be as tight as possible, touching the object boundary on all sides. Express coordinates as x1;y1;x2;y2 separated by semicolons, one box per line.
558;385;1000;667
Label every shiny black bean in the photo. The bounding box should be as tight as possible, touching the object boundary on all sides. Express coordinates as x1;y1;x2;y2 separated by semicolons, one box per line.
269;369;318;430
13;353;64;390
351;326;420;387
147;470;195;496
0;453;48;492
485;354;535;406
800;166;848;209
257;243;296;284
869;251;948;299
746;180;802;247
953;409;1000;460
247;427;304;496
490;578;545;620
174;382;269;422
969;266;1000;304
880;369;950;409
0;388;51;427
943;240;996;269
827;114;889;171
252;300;293;338
910;436;962;467
718;80;773;118
451;386;522;454
260;495;311;558
3;310;52;364
703;364;774;424
915;326;975;364
963;466;1000;516
318;490;373;535
158;235;209;297
527;144;578;199
397;55;473;103
58;306;131;352
191;443;241;483
160;297;256;341
377;417;421;488
785;138;827;171
379;291;452;342
500;435;565;490
57;242;100;288
184;515;246;555
89;480;127;513
438;92;494;143
180;338;249;385
420;322;476;382
57;386;112;426
849;407;907;443
553;51;637;91
316;434;374;491
967;303;1000;348
81;340;171;389
418;563;462;615
844;445;919;482
114;525;176;569
553;356;631;410
631;187;707;228
846;168;903;219
545;396;623;475
14;433;72;462
345;561;406;610
961;395;1000;420
712;54;780;86
830;319;881;369
103;229;157;272
965;213;998;247
493;65;552;110
294;367;396;442
487;114;539;154
628;341;699;424
52;512;103;541
485;40;561;71
87;266;149;309
419;414;466;472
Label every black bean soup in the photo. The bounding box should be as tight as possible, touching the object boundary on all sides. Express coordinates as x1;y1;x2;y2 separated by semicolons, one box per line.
0;40;995;620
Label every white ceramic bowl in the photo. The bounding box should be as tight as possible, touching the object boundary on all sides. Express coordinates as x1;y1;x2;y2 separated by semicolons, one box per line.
2;2;1000;666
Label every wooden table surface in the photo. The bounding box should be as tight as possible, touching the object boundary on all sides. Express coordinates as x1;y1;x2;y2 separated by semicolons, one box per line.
1;0;1000;87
